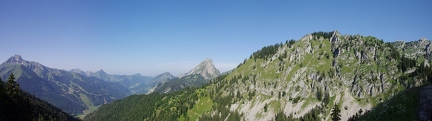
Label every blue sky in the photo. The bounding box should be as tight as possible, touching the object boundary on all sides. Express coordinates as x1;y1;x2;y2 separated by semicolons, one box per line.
0;1;431;76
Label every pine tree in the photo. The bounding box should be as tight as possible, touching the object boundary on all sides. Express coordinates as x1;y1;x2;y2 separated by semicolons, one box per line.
0;78;3;91
5;74;20;96
331;104;341;121
0;78;4;97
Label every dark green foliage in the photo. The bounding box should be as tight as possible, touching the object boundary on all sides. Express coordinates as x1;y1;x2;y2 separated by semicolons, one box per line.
0;73;80;121
5;74;19;96
198;73;244;120
316;87;323;101
331;104;341;121
353;86;422;121
252;43;282;60
85;87;200;121
248;89;256;101
274;106;322;121
286;39;296;48
386;43;432;87
292;96;301;103
323;92;330;105
398;55;417;72
396;55;432;87
387;43;401;60
311;31;333;39
274;111;292;121
153;74;207;93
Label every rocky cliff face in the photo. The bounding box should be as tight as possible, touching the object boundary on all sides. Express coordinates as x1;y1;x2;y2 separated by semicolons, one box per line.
208;31;430;120
391;38;432;60
179;59;220;80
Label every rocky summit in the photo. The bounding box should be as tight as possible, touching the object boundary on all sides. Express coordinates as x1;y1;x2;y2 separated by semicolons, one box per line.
149;59;220;94
180;58;220;79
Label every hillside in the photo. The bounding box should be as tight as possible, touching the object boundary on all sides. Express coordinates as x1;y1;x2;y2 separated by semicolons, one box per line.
0;74;80;121
148;59;220;94
85;31;432;121
0;55;131;115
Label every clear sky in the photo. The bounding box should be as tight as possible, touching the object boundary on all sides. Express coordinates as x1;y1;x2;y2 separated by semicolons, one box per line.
0;1;431;76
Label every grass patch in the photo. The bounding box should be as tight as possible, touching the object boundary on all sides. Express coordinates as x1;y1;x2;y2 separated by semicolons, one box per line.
269;100;282;112
301;95;318;109
76;105;99;119
184;96;213;121
79;94;93;108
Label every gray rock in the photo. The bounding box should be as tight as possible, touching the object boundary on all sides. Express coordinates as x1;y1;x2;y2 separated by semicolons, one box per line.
179;58;220;80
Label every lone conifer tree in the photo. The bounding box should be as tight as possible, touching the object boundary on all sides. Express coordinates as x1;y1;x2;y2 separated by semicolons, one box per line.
0;78;4;96
5;73;20;96
331;104;341;121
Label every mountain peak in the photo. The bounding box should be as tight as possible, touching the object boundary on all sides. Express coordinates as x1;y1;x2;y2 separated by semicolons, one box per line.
203;58;212;63
160;72;173;76
180;58;220;79
96;69;107;74
5;54;25;64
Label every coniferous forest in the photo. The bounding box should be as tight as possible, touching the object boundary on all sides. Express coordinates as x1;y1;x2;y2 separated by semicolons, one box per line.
0;74;80;121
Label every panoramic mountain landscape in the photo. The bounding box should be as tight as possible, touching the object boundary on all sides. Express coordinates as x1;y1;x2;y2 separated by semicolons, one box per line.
1;1;430;121
84;31;432;121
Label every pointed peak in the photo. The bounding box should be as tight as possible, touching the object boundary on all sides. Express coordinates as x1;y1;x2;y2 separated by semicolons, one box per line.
181;58;220;79
6;54;25;64
13;54;23;60
332;30;340;36
202;58;213;63
70;69;84;72
133;73;142;76
96;69;107;74
199;58;214;66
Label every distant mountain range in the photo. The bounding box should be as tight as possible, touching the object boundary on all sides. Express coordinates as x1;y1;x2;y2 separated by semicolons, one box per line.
0;55;130;115
0;55;221;117
69;69;150;94
149;58;220;94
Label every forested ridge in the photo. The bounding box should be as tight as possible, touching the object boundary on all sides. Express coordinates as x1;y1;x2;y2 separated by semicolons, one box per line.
85;87;200;121
0;74;80;121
